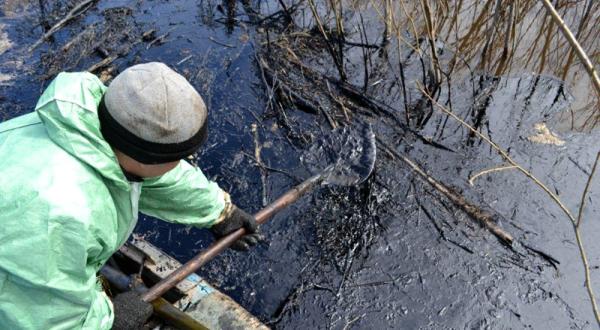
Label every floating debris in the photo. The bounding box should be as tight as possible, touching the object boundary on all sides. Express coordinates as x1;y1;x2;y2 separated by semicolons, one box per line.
528;123;566;146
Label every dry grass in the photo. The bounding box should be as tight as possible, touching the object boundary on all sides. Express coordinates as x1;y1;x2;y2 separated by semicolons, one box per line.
303;0;599;128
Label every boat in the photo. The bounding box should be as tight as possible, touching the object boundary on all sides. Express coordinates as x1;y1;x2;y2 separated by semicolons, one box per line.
104;237;268;329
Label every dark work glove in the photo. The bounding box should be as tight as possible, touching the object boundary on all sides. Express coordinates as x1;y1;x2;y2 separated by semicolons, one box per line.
112;291;153;330
211;205;261;251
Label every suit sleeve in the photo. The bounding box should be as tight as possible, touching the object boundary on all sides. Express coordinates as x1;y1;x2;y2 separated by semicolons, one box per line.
139;160;229;228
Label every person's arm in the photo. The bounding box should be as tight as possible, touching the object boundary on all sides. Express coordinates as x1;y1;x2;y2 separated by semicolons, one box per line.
139;161;262;250
139;160;230;228
83;287;115;330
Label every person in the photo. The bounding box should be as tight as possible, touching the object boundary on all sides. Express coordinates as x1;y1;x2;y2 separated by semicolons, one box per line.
0;62;261;329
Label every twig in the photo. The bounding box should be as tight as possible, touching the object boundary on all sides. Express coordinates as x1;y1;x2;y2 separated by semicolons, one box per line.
29;0;97;51
146;29;172;50
267;280;331;326
270;56;457;152
87;55;118;73
306;0;347;81
576;152;600;228
37;0;49;31
342;313;365;330
540;0;600;98
575;151;600;323
208;36;236;48
574;224;600;325
61;24;97;52
419;0;442;86
341;39;381;49
278;83;319;114
469;165;518;186
259;65;278;111
320;106;338;129
87;39;142;73
276;0;294;23
257;56;320;115
560;0;594;81
522;243;560;270
176;55;193;65
88;30;147;73
326;80;350;122
348;274;405;288
251;124;268;206
240;151;302;183
256;3;301;25
416;194;474;254
382;0;392;47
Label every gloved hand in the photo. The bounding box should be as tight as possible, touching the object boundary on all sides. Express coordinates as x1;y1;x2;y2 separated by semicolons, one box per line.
211;205;261;251
111;291;153;330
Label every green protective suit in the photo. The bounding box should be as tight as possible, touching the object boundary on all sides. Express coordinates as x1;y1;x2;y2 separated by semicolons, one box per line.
0;72;226;329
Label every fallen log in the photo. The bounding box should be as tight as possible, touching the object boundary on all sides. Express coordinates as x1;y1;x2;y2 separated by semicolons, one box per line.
376;137;514;245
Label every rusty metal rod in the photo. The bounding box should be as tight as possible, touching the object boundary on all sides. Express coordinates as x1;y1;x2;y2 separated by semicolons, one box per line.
142;174;324;302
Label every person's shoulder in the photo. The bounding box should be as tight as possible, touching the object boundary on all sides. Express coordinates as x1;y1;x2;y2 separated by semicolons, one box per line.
3;136;104;185
0;135;111;229
54;71;105;86
46;71;106;94
0;112;42;134
36;71;107;111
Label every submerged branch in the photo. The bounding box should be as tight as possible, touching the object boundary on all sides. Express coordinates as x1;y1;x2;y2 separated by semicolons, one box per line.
377;138;514;245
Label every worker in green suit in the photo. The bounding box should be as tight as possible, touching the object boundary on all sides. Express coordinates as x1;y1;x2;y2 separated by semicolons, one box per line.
0;62;260;329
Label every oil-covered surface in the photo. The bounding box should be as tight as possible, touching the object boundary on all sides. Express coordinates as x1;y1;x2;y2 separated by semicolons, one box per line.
1;0;599;329
303;122;376;186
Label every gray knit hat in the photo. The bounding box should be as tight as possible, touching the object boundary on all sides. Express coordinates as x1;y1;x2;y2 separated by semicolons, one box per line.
99;62;208;164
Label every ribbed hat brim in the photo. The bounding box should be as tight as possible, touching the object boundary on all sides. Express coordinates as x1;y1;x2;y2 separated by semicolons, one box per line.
98;97;208;164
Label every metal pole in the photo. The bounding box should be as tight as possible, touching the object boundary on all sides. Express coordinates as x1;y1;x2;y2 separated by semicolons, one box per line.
141;174;323;302
100;265;209;330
